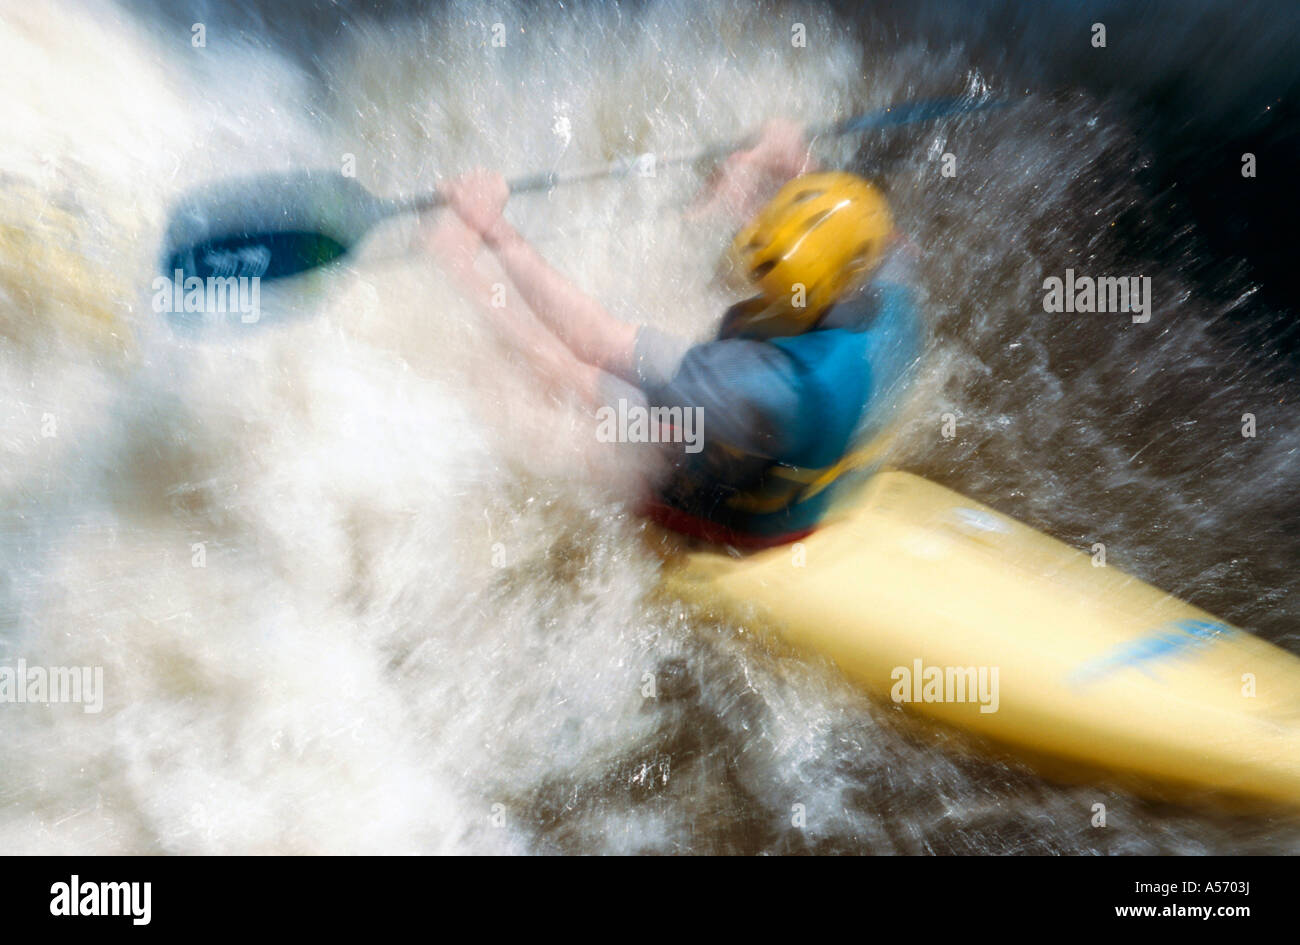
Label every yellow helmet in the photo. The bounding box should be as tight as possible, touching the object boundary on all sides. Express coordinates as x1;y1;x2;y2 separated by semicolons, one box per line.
729;172;893;328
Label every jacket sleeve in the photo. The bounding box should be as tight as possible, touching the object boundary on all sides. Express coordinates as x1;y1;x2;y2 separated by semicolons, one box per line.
631;325;807;460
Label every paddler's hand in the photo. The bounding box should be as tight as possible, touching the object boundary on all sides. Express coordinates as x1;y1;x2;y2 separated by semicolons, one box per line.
440;169;510;240
688;118;813;220
744;118;812;177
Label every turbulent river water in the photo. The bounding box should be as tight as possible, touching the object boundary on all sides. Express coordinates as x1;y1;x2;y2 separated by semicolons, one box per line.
2;0;1297;854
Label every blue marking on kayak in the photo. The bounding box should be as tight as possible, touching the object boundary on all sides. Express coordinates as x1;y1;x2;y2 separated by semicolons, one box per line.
950;507;1012;535
1067;619;1235;687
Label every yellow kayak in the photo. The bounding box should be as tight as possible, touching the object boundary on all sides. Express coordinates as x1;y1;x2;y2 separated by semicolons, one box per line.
660;469;1300;807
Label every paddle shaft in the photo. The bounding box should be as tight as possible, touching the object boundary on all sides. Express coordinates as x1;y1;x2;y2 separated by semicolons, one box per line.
392;97;1006;217
160;95;1007;289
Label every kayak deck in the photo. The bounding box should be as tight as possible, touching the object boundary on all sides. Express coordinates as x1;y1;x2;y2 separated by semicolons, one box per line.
660;470;1300;807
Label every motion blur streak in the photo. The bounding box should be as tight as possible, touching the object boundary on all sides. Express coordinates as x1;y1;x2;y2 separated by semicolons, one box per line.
1;0;1296;853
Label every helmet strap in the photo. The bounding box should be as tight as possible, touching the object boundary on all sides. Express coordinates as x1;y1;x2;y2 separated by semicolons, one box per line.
723;295;828;339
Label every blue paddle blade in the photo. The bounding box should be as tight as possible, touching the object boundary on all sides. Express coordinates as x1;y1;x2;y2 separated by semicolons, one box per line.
159;170;394;286
830;97;1009;136
162;230;351;282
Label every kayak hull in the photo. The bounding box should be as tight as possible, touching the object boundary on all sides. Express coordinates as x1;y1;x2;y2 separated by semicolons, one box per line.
660;470;1300;807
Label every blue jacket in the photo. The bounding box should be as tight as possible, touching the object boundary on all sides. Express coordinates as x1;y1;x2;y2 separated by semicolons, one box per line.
636;276;922;538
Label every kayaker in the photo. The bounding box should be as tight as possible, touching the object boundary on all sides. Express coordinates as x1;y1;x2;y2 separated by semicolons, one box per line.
424;120;922;548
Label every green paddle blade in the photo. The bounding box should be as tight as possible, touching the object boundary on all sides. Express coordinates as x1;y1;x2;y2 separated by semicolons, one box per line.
159;170;397;284
163;229;352;283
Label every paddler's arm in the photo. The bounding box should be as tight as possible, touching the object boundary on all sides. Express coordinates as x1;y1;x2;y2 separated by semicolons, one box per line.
686;118;817;221
420;207;605;406
440;170;638;380
481;219;638;377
